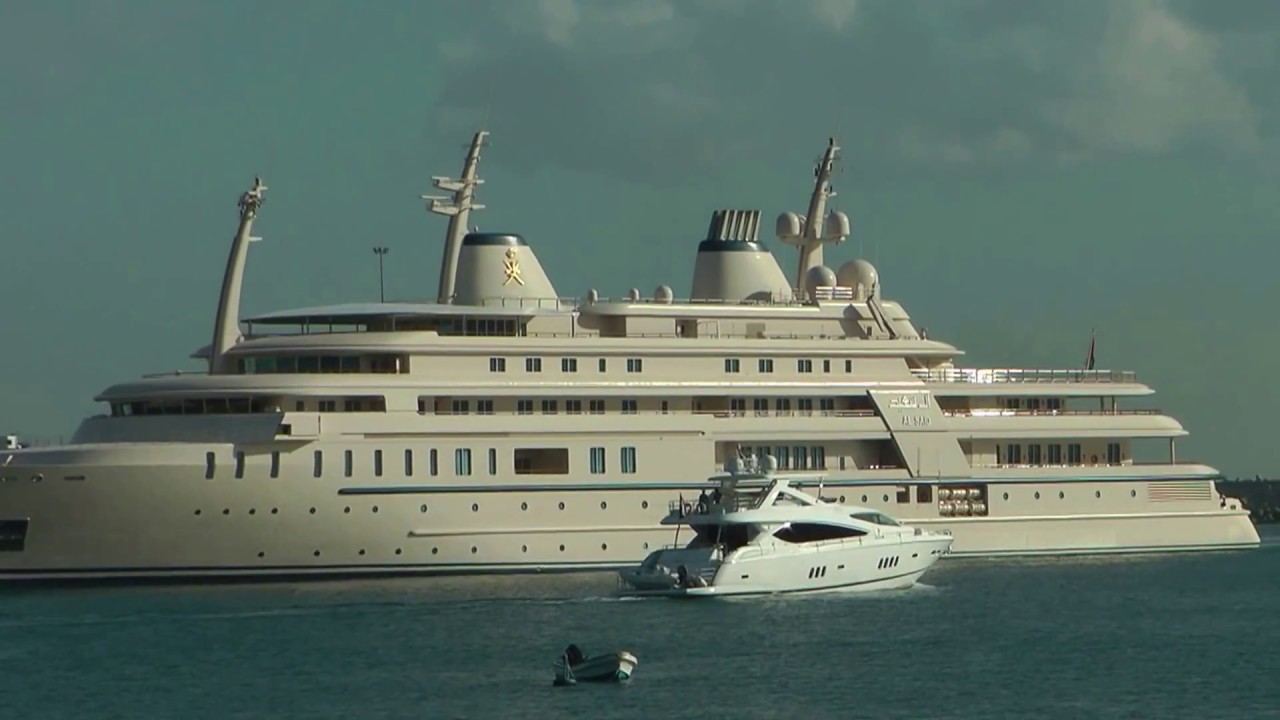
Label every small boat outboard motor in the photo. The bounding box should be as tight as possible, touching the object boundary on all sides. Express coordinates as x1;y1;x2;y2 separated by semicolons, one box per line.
564;644;586;667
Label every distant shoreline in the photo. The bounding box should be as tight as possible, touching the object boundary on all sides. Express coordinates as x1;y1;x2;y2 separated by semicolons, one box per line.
1219;479;1280;524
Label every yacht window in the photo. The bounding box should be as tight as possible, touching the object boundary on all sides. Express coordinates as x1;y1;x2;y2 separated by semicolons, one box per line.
517;399;534;415
489;357;506;373
488;448;497;476
404;449;414;477
205;452;216;480
525;358;542;372
234;451;245;479
758;359;774;373
514;448;569;475
344;450;354;478
429;449;438;476
541;400;558;415
0;519;29;552
589;447;606;474
455;448;472;476
621;400;637;414
598;358;607;372
724;358;740;373
850;512;901;527
565;400;582;414
916;484;932;504
477;399;495;415
589;400;606;414
374;449;383;477
773;522;866;544
620;446;637;474
562;358;578;373
797;359;813;373
270;451;280;479
626;358;643;373
313;451;323;478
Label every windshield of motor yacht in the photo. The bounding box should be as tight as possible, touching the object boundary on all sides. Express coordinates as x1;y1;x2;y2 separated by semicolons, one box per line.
688;523;757;552
850;511;902;526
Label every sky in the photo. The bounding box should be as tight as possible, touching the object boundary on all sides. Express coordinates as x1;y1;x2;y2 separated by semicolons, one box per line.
1;0;1277;477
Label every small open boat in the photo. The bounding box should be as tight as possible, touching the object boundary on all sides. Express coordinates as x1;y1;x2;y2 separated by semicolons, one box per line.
552;644;638;686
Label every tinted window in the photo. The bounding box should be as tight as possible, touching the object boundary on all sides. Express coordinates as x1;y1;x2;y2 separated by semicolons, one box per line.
774;522;866;544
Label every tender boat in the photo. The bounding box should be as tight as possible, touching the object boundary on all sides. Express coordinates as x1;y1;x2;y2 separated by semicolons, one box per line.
618;454;954;597
553;644;638;686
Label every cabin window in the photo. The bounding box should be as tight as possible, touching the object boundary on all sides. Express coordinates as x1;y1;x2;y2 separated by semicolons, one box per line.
404;449;414;476
373;450;383;477
541;400;558;415
429;449;438;476
0;519;29;552
488;448;497;476
525;358;542;372
753;399;768;415
1027;444;1042;465
1047;444;1063;464
845;360;852;373
724;358;740;373
626;358;643;373
896;486;910;503
916;484;932;504
514;448;569;475
205;452;216;480
823;359;831;373
1067;443;1082;464
774;522;866;544
313;451;323;478
270;452;280;479
797;359;813;373
477;400;494;415
598;358;607;372
452;400;470;415
850;512;901;526
797;398;813;415
809;446;825;470
620;447;637;474
758;359;774;373
589;447;606;474
589;400;605;414
562;358;578;373
344;450;354;478
622;400;637;415
455;448;472;476
1107;442;1122;464
489;357;506;373
517;400;534;415
730;398;746;414
234;451;245;479
566;400;582;414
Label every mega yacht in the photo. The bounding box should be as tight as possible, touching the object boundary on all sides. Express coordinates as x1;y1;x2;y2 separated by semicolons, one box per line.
0;131;1259;583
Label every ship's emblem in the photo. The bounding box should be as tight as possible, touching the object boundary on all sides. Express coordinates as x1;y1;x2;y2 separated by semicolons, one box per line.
503;247;524;286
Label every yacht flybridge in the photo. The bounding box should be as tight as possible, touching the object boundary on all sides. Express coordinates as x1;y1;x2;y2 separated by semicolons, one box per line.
0;130;1259;584
617;455;953;597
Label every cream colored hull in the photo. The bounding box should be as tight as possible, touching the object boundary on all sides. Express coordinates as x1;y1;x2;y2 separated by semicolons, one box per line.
0;444;1259;583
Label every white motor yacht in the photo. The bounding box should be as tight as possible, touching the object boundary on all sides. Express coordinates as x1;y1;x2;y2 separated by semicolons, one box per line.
618;455;954;597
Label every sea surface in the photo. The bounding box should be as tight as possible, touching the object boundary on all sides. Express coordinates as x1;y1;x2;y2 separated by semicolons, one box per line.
4;527;1278;720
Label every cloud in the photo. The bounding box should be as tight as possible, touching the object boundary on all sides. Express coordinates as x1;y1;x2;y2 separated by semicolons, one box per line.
431;0;1270;183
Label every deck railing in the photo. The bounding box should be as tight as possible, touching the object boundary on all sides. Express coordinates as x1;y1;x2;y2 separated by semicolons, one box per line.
912;368;1138;384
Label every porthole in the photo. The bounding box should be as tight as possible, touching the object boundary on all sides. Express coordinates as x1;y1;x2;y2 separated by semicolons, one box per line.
359;549;366;556
643;542;650;550
601;543;608;551
1002;492;1009;501
372;506;379;514
309;508;316;514
521;502;528;511
431;547;439;555
249;508;256;515
1058;491;1065;499
1130;490;1137;498
839;496;846;503
522;545;528;553
344;507;351;514
313;551;320;557
395;548;402;555
271;508;278;514
257;551;265;558
1095;491;1101;499
882;494;889;503
559;544;566;552
32;474;43;483
420;504;428;513
222;509;230;515
558;502;566;510
861;495;868;503
472;503;479;512
641;501;649;509
194;509;202;516
1034;492;1041;499
600;501;607;510
471;546;478;554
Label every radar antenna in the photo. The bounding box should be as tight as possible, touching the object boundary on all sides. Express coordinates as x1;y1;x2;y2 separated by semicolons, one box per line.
210;176;268;374
775;137;851;298
424;131;489;304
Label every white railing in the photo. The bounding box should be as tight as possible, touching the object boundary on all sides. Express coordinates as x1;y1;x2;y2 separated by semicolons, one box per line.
913;368;1138;384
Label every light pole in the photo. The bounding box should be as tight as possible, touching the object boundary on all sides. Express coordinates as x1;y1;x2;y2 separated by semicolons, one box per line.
372;246;389;302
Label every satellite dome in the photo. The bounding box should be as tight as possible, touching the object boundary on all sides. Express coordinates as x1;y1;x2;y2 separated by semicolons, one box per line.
837;259;880;301
804;265;838;300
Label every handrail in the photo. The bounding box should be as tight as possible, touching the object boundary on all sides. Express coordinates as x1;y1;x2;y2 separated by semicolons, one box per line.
913;368;1138;384
944;409;1161;417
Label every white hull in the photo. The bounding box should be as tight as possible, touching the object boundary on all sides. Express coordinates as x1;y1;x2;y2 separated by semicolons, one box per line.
0;443;1258;584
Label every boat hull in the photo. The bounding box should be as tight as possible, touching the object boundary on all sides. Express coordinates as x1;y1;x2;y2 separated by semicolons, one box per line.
0;445;1260;585
555;652;638;685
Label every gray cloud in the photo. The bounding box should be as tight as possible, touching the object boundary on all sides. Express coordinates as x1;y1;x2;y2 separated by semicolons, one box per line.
431;0;1270;183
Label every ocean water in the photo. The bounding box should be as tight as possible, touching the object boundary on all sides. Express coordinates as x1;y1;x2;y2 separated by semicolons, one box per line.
3;528;1278;720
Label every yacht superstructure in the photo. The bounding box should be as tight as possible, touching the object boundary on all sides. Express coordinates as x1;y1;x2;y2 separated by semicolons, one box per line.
0;132;1259;583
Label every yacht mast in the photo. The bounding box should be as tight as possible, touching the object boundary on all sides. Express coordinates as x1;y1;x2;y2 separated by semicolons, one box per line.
209;177;266;375
425;130;489;304
796;138;840;287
